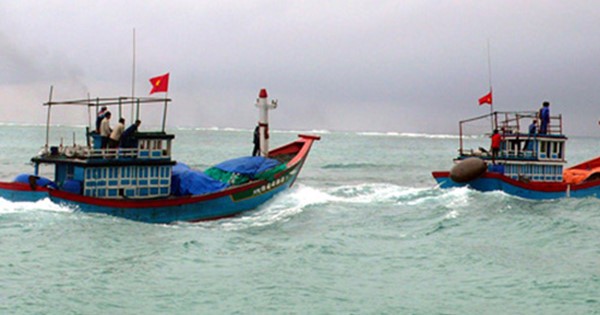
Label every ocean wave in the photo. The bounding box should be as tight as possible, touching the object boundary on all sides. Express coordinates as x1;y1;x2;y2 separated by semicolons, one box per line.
321;163;390;169
193;127;247;132
327;183;428;203
0;197;73;215
175;126;221;131
216;184;439;231
173;126;331;134
214;185;332;230
356;131;403;137
399;132;461;139
270;129;331;135
408;186;472;207
355;132;466;139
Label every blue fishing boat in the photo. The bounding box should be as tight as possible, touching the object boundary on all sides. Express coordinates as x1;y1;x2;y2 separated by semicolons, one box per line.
432;111;600;199
0;89;320;223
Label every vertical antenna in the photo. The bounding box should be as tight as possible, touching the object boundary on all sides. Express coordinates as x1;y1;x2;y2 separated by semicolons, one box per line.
162;88;169;132
87;92;92;129
45;86;54;150
487;39;494;129
87;92;92;147
131;28;136;122
487;39;493;94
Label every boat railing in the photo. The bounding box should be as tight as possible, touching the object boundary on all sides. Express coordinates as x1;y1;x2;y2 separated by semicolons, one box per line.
42;95;172;153
40;145;169;161
495;112;562;136
87;147;139;159
459;111;563;155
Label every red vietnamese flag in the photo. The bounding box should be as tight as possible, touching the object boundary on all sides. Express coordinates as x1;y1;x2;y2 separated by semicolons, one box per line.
149;73;170;94
478;90;492;106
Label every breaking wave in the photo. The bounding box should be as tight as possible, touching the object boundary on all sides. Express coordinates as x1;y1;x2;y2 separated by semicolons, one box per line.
0;197;73;215
356;132;464;139
206;183;508;230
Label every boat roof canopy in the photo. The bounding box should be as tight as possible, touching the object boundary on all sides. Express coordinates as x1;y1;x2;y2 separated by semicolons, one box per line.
44;96;171;107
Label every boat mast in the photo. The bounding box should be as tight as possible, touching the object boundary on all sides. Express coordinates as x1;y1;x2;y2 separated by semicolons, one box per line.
131;28;136;123
255;88;277;157
45;86;53;151
162;95;168;132
486;39;494;130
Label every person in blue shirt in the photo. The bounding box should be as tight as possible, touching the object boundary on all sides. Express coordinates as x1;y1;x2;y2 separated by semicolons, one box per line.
120;120;141;148
522;120;537;151
539;101;550;134
529;119;538;134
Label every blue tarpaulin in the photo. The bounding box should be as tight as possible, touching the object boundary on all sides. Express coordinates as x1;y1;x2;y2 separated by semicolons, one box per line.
171;157;281;196
171;163;228;196
14;174;58;189
213;156;280;177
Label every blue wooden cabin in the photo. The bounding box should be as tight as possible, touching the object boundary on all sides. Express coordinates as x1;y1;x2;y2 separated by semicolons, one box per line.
457;111;566;182
31;97;176;199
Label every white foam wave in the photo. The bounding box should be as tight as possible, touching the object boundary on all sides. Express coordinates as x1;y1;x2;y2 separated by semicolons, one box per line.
271;129;331;135
218;185;332;230
174;126;218;131
196;182;519;230
405;186;472;220
214;183;429;230
174;126;330;134
399;132;460;139
197;182;539;230
0;197;73;215
356;131;402;137
222;127;249;132
329;183;428;204
356;131;462;139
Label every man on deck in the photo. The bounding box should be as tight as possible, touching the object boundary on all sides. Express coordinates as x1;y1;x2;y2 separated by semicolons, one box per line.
490;129;502;164
539;101;550;134
100;111;112;148
120;120;141;148
252;124;260;156
95;106;108;133
522;120;537;151
109;118;125;148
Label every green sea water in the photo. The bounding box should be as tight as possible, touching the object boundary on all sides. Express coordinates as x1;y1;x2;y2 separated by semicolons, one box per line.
1;125;599;314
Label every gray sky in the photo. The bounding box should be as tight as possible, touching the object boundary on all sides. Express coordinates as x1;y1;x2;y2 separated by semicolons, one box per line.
1;1;599;135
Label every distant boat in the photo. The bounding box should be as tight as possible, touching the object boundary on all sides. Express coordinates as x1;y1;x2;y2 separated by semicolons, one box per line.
432;111;600;199
0;89;320;223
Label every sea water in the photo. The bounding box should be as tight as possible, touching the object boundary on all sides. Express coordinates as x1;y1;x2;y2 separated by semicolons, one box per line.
0;125;599;314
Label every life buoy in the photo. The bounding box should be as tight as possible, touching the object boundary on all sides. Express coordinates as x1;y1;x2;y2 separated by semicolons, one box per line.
450;157;487;183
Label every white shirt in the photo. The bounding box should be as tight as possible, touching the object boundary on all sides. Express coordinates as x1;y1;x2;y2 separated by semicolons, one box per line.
110;123;125;141
100;117;112;137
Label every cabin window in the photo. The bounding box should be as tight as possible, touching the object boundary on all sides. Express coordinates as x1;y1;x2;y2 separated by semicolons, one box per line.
81;163;171;199
540;141;548;158
555;142;564;159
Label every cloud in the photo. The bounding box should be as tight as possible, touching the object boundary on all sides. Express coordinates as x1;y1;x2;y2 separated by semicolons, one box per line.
1;1;599;135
